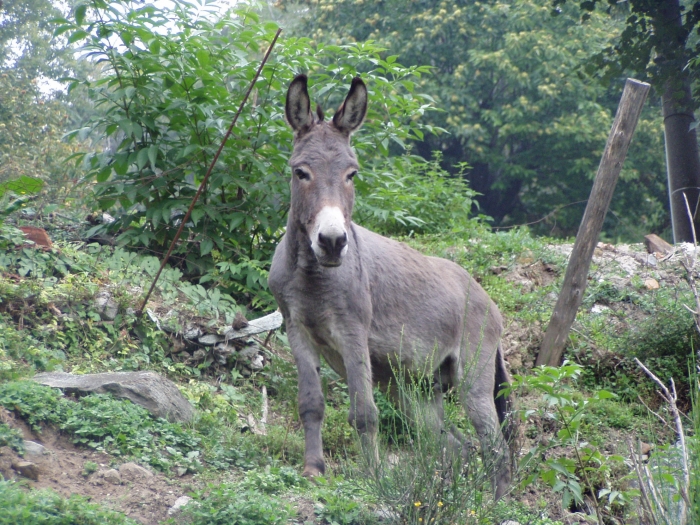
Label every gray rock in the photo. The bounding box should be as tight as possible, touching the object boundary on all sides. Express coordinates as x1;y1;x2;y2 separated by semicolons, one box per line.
250;355;265;370
198;334;221;346
214;343;236;364
238;343;260;360
192;349;207;361
101;468;121;485
167;495;192;516
33;371;194;423
94;291;119;321
118;462;153;481
23;440;48;457
183;325;202;340
12;460;40;480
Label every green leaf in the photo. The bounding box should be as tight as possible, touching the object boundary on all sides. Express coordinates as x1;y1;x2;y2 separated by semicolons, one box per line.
200;238;214;256
136;148;150;170
74;4;87;25
0;176;45;198
148;145;159;169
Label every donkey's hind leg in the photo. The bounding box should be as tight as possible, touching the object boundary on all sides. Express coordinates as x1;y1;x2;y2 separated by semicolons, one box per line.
458;378;511;500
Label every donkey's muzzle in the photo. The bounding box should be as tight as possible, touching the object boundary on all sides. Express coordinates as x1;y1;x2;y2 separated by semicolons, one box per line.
317;231;347;266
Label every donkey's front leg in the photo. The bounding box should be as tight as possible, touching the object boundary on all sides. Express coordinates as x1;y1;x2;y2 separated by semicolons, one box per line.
288;326;325;478
344;341;379;465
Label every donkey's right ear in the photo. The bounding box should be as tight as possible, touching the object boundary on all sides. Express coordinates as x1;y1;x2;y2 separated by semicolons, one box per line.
286;75;313;133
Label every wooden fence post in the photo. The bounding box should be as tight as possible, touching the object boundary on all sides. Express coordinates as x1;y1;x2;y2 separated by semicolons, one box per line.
535;79;650;367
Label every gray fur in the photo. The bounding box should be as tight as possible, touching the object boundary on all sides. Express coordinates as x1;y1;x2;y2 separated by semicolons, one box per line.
270;75;512;499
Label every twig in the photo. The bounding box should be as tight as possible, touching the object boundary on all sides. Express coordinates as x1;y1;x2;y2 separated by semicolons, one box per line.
136;28;283;316
636;394;669;428
260;385;268;435
627;438;659;525
635;358;690;520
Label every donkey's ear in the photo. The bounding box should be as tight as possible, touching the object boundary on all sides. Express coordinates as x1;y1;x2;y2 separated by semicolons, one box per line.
286;75;313;133
333;77;367;136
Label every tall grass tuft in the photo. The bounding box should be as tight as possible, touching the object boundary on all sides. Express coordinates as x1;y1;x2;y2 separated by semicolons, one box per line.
355;363;501;525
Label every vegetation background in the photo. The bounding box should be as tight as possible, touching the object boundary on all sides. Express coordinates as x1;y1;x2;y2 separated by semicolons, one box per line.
0;0;699;524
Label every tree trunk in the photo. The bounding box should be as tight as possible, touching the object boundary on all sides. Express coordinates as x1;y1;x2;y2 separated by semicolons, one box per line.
658;0;700;243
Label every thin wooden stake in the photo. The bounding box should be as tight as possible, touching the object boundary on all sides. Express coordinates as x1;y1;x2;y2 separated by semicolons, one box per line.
136;28;282;317
535;79;650;366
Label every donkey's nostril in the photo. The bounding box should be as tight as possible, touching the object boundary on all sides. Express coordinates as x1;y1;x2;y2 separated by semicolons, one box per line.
318;231;347;256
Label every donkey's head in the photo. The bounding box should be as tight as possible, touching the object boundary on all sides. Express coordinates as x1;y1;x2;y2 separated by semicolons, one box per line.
285;74;368;267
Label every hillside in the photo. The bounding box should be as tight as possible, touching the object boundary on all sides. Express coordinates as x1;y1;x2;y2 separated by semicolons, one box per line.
0;219;695;525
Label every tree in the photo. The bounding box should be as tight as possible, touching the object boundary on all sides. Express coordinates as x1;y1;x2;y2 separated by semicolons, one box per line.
558;0;700;242
56;0;465;307
279;0;668;239
0;0;85;211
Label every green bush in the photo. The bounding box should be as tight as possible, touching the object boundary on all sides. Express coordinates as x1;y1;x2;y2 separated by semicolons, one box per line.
0;381;201;473
0;481;137;525
55;0;447;308
0;423;24;454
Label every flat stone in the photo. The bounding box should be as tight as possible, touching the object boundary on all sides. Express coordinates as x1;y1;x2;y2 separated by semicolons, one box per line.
23;441;48;457
198;334;221;346
33;371;194;423
12;460;40;481
167;495;192;516
119;462;153;481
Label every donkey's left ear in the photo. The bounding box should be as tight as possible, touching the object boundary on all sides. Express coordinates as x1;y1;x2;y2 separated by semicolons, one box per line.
333;77;367;136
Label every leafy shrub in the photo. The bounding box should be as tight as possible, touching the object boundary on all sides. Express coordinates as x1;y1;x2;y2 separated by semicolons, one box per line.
240;465;307;494
0;381;201;473
181;483;293;525
313;476;377;525
0;423;24;454
0;481;138;525
56;0;443;308
0;381;65;431
355;152;480;235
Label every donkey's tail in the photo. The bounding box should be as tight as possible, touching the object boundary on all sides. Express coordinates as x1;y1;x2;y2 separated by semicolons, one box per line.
494;343;515;446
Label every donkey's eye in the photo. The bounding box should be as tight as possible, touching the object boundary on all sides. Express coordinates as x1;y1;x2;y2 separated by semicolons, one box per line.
347;170;357;182
294;168;310;180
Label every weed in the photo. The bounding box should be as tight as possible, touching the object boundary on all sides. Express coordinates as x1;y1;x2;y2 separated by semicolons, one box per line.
0;381;202;473
0;422;23;454
241;465;307;494
0;480;138;524
355;365;499;525
180;483;293;525
507;363;639;523
82;460;98;477
313;476;377;525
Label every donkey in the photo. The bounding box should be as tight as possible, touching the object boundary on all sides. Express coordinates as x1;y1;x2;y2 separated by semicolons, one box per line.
269;75;513;499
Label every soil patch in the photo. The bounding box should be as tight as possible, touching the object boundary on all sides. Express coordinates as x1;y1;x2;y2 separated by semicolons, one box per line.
1;409;196;525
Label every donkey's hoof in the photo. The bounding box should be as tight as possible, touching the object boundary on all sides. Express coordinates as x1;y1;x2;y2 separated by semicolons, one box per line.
302;466;324;479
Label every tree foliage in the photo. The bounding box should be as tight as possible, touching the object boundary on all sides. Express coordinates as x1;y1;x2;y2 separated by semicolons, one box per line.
280;0;668;239
57;0;473;308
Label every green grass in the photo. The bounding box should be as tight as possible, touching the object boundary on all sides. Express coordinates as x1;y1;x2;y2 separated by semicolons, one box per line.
0;481;138;525
0;381;202;473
